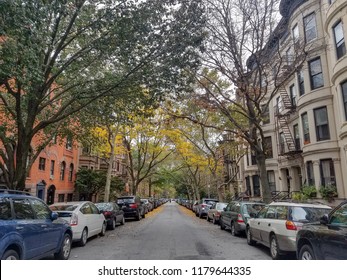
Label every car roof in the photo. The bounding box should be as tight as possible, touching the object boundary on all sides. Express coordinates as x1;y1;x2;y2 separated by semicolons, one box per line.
50;201;90;206
269;201;331;209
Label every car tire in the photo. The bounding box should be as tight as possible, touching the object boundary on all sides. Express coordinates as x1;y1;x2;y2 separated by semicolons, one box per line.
109;219;116;230
207;215;210;222
220;219;226;230
54;233;72;260
270;234;281;260
78;228;88;247
2;249;20;260
120;216;125;225
299;244;316;260
213;216;217;224
136;211;141;221
199;212;203;219
246;227;256;246
142;211;146;219
99;222;106;236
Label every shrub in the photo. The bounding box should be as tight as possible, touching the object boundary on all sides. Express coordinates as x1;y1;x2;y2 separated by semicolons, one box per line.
301;185;317;198
319;185;338;200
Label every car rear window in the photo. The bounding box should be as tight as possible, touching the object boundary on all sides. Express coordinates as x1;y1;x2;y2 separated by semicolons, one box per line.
216;203;227;210
205;200;218;205
289;206;331;223
50;205;78;211
117;198;135;204
243;204;265;216
95;203;113;211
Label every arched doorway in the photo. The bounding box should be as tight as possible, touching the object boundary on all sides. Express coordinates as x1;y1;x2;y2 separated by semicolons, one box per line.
47;185;56;205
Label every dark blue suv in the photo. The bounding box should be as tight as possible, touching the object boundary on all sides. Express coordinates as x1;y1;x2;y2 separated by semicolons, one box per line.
0;189;73;260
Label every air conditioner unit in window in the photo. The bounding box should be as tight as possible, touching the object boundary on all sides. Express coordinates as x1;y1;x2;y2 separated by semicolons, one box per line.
50;175;54;180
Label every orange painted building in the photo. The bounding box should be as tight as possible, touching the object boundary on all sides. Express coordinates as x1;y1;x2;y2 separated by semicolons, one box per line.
24;136;79;205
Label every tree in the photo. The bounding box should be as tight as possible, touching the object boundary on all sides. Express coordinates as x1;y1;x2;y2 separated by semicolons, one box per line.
191;0;308;202
0;0;206;189
123;111;173;195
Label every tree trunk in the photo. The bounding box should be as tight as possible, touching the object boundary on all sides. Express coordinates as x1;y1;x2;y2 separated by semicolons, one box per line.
256;152;271;203
104;132;116;202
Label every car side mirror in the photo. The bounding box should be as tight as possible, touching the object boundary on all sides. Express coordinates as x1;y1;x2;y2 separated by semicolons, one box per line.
99;209;104;214
51;212;58;221
223;207;227;211
320;214;329;225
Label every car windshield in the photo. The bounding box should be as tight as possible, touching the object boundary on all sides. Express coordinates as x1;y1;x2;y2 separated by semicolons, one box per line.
117;198;135;204
49;204;78;211
205;200;218;205
290;206;331;223
216;203;228;210
95;203;113;211
243;204;265;216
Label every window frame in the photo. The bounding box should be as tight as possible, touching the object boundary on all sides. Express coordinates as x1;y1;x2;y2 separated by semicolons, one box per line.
342;81;347;121
308;57;324;90
304;13;317;43
301;112;310;144
314;106;330;141
38;157;46;171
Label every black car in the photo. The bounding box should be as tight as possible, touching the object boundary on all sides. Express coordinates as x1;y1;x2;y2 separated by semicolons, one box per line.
116;196;145;220
296;200;347;260
95;202;125;230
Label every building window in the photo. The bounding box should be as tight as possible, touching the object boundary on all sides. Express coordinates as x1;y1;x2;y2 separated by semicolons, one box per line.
298;69;305;96
251;150;257;165
66;136;72;150
333;20;346;60
306;161;315;186
264;136;273;158
262;104;270;124
267;171;276;193
289;84;296;107
304;13;317;43
301;113;310;144
320;159;336;186
309;57;324;89
50;160;55;177
67;193;73;202
279;133;285;155
68;164;74;181
58;194;65;202
286;46;294;64
342;81;347;121
314;107;330;141
293;124;301;150
60;161;66;180
38;157;46;171
292;24;299;44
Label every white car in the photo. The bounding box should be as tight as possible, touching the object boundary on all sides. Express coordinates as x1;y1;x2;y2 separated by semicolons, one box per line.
50;201;106;246
246;201;331;259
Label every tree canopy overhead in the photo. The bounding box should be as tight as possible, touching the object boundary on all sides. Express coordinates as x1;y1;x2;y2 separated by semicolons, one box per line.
0;0;206;189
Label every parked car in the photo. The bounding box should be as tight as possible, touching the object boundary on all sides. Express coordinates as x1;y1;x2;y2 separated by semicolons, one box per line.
207;202;228;224
0;189;73;260
196;198;219;218
296;200;347;260
49;201;106;247
220;201;265;236
246;201;331;259
141;199;153;213
116;196;145;220
95;202;125;230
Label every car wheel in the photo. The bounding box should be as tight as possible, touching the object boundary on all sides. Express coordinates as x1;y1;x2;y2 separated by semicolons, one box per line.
231;222;237;236
299;244;316;260
120;216;125;225
207;215;210;222
2;249;19;260
54;233;72;260
270;234;281;260
220;219;226;230
213;216;217;224
100;222;106;236
136;211;141;221
246;227;256;246
78;228;88;247
199;212;203;219
109;219;116;230
142;211;146;219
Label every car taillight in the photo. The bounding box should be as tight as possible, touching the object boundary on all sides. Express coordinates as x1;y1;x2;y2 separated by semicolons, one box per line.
285;220;297;230
129;204;137;209
70;213;78;226
104;211;112;216
237;214;244;224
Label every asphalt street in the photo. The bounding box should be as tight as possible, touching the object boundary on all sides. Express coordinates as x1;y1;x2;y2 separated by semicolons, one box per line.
68;202;273;260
